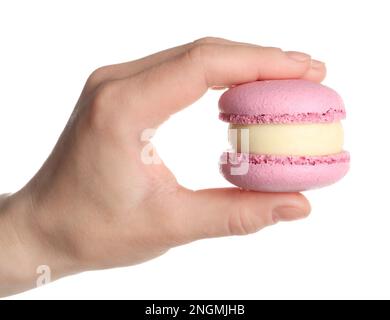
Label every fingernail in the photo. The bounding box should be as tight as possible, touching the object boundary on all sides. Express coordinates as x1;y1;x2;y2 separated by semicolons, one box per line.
272;206;309;223
285;51;311;62
311;59;325;69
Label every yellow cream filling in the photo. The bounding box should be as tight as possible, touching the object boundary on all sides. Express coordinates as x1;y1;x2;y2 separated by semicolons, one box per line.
229;122;344;156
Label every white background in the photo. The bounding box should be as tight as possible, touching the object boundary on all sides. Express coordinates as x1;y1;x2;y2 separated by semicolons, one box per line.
0;0;389;299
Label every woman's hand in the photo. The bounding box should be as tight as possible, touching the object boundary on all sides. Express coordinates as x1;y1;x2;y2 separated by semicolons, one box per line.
0;37;326;297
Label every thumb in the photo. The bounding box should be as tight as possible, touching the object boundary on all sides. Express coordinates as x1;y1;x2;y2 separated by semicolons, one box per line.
174;188;311;243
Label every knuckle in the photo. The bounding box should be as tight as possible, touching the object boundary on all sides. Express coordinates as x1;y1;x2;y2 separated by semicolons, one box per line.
187;41;215;64
228;194;265;236
193;36;222;45
91;81;119;110
228;207;257;236
264;46;283;55
186;41;221;85
87;80;122;131
86;66;111;90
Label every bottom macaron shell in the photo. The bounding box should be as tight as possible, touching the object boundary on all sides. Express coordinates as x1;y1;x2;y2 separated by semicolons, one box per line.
220;152;350;192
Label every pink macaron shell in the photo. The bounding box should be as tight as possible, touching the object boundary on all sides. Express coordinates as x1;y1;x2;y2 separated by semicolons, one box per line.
219;152;350;192
219;80;345;124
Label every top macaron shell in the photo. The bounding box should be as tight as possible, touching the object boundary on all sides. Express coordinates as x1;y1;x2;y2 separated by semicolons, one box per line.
219;79;346;124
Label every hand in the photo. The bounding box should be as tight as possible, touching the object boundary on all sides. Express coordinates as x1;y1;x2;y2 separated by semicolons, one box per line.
0;37;325;296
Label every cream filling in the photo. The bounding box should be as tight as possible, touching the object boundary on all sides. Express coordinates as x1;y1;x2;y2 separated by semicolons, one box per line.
229;122;344;156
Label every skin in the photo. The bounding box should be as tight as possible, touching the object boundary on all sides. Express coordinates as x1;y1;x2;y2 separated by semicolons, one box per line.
0;37;326;297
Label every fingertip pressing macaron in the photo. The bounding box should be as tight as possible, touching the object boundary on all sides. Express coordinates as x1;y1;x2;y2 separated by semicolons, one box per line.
218;79;350;192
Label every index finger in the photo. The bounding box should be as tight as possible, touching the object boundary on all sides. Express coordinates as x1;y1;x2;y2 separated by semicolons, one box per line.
103;43;324;130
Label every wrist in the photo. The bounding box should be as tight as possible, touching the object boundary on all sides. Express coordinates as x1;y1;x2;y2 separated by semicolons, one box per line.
0;189;78;296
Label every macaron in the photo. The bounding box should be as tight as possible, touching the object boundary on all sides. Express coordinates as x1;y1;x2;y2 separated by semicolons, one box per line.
219;79;350;192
